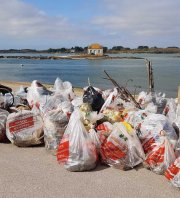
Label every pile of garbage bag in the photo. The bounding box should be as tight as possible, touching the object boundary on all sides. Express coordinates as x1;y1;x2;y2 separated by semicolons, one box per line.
0;77;180;188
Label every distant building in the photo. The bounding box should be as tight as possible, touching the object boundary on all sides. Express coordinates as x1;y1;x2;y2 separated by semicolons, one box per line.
88;43;103;55
70;49;75;53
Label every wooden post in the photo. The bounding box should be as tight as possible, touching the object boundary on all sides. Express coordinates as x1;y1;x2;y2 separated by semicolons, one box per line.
178;86;180;104
146;59;154;93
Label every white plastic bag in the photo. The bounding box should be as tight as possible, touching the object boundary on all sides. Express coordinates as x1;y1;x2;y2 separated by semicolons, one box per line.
165;157;180;188
0;93;4;108
137;114;178;154
144;136;176;174
57;110;97;171
86;111;104;124
163;98;177;124
13;86;28;106
100;122;145;170
53;78;75;100
71;96;83;107
89;129;101;152
96;122;113;139
137;91;152;106
16;86;27;99
175;132;180;158
174;104;180;157
27;80;52;109
0;108;9;142
172;172;180;188
124;109;149;129
102;89;113;100
145;102;157;114
41;94;66;114
6;110;44;147
100;88;118;112
154;92;167;114
42;95;72;154
43;108;68;154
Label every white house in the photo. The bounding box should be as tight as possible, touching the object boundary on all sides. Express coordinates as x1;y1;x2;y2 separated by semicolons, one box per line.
88;43;103;55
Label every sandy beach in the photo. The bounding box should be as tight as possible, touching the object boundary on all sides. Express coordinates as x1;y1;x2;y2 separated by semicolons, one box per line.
0;80;83;95
0;80;180;198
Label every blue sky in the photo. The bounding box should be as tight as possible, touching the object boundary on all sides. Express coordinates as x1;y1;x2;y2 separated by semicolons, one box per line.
0;0;179;49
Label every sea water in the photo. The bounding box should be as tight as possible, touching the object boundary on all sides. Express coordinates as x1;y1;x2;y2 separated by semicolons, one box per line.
0;53;179;97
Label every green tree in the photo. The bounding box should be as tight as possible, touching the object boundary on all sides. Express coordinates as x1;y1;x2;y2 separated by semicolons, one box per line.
103;47;108;52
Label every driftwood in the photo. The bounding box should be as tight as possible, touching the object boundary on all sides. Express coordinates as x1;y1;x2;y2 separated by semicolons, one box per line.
103;70;141;109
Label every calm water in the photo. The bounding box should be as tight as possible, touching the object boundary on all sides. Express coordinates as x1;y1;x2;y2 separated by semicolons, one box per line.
0;53;180;97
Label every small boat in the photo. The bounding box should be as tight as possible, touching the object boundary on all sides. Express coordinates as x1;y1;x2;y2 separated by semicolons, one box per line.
20;64;24;67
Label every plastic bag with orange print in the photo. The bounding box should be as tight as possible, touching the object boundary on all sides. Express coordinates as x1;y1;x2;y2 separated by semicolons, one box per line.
57;109;97;171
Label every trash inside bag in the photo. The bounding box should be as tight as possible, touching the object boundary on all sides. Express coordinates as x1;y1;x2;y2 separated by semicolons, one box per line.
102;108;123;123
79;103;104;131
136;114;178;154
100;122;145;170
57;109;97;171
144;136;176;174
43;108;68;155
41;94;66;114
124;109;149;129
96;122;113;137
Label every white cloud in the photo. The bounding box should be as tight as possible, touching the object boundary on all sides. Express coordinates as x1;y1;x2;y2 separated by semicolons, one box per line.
0;0;179;48
0;0;79;41
92;0;180;46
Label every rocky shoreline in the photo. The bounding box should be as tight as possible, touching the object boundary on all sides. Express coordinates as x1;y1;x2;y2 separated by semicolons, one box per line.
0;55;144;60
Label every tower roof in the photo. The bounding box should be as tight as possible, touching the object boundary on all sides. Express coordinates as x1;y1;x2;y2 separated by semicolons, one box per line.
88;43;103;49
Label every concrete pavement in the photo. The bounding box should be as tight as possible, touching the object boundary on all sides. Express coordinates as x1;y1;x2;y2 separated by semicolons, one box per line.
0;144;179;198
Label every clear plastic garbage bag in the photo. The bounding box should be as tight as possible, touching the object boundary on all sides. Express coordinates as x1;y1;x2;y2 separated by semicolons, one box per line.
57;109;97;171
144;136;176;174
0;108;9;142
43;108;68;155
165;157;180;188
100;122;145;170
6;110;44;147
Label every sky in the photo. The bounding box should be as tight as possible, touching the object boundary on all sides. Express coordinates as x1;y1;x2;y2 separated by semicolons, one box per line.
0;0;179;49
